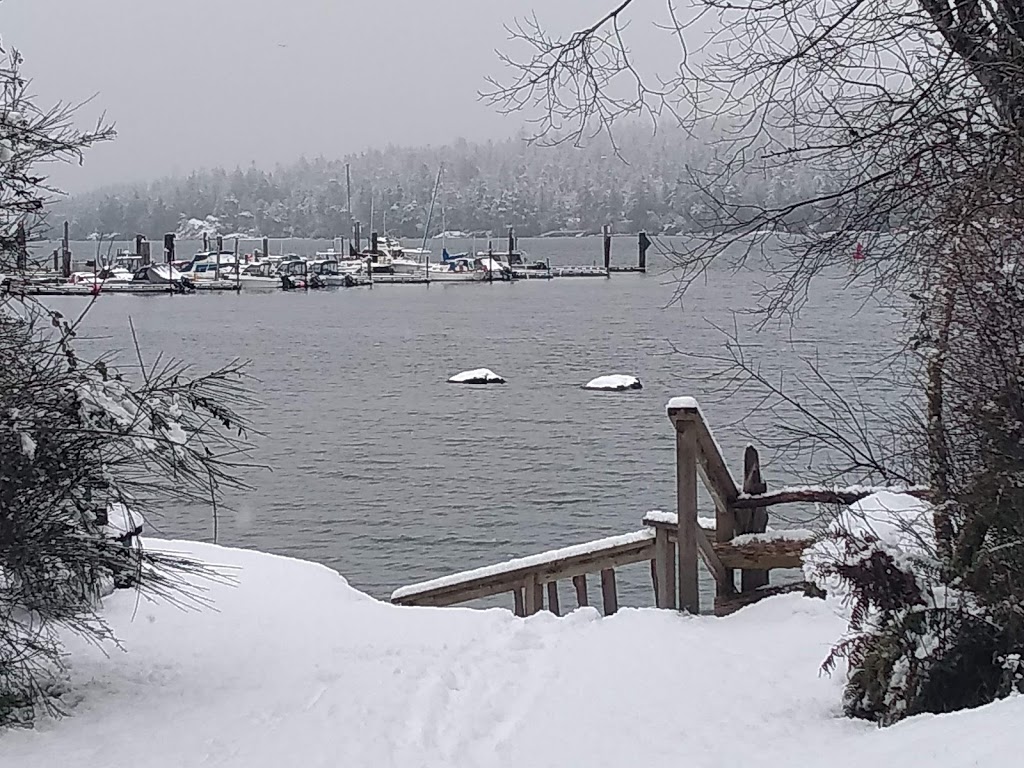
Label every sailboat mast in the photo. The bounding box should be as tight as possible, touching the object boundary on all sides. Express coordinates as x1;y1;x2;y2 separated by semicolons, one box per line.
420;164;443;258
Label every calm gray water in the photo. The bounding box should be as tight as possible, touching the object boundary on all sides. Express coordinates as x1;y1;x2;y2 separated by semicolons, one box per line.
38;236;907;608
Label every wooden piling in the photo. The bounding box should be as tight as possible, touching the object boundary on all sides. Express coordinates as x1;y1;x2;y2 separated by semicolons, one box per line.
513;588;525;617
60;221;71;279
61;221;71;279
234;238;241;292
164;233;175;263
602;225;611;273
140;241;151;265
135;234;144;259
573;574;589;607
354;221;361;254
600;568;619;615
262;237;270;261
216;235;223;254
676;422;700;614
371;231;379;255
546;581;560;616
52;249;59;273
203;233;209;251
507;226;515;258
740;446;770;592
638;232;650;272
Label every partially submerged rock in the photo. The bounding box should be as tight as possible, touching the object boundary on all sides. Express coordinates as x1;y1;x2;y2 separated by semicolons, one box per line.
448;368;506;385
583;374;643;391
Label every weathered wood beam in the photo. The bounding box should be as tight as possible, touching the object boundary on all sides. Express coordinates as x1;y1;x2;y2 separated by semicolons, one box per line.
695;526;733;594
732;486;931;509
653;526;676;609
712;538;810;570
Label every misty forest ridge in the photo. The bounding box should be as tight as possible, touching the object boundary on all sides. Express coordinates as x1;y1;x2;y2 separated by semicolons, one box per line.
54;128;837;240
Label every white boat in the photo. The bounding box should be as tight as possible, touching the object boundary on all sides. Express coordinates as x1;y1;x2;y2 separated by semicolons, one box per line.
427;255;508;282
68;267;133;285
178;251;238;280
309;259;365;287
132;263;185;284
230;262;281;290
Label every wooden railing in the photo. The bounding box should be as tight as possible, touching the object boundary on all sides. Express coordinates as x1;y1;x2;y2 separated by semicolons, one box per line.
391;397;919;616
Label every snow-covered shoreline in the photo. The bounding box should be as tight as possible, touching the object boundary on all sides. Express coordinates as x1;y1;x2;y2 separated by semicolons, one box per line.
2;536;1021;767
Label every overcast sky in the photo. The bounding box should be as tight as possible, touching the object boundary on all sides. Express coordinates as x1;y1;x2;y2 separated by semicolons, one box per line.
4;0;669;193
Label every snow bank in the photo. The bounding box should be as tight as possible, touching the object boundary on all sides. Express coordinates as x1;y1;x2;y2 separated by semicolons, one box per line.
448;368;506;385
3;538;1022;768
583;374;642;391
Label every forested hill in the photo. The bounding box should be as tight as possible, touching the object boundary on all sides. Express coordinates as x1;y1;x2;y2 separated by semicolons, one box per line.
54;127;838;240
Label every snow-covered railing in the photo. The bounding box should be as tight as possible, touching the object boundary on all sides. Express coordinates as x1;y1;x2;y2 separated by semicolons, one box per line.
391;529;657;616
391;397;927;618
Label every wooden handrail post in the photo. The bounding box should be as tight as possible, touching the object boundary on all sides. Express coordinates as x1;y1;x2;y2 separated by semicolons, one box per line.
675;422;700;614
740;446;770;592
600;568;619;615
546;581;560;616
573;574;589;607
523;573;544;615
653;526;676;609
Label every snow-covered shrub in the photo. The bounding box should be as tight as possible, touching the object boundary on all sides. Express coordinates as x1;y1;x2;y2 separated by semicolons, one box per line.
0;305;254;726
806;493;1024;725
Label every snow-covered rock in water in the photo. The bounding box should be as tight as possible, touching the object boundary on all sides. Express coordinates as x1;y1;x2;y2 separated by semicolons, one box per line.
448;368;506;385
583;374;642;391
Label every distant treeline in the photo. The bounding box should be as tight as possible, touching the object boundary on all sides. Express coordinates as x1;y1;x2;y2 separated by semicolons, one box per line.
53;127;845;240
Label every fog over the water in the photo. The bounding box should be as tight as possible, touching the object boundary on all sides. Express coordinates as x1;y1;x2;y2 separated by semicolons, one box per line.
4;0;671;192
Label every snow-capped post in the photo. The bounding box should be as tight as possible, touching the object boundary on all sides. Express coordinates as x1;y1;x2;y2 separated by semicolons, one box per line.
371;231;378;255
507;226;514;258
602;224;611;273
740;446;769;592
638;232;650;272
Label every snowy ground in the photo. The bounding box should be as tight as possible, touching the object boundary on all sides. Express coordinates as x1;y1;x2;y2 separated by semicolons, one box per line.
3;539;1022;768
